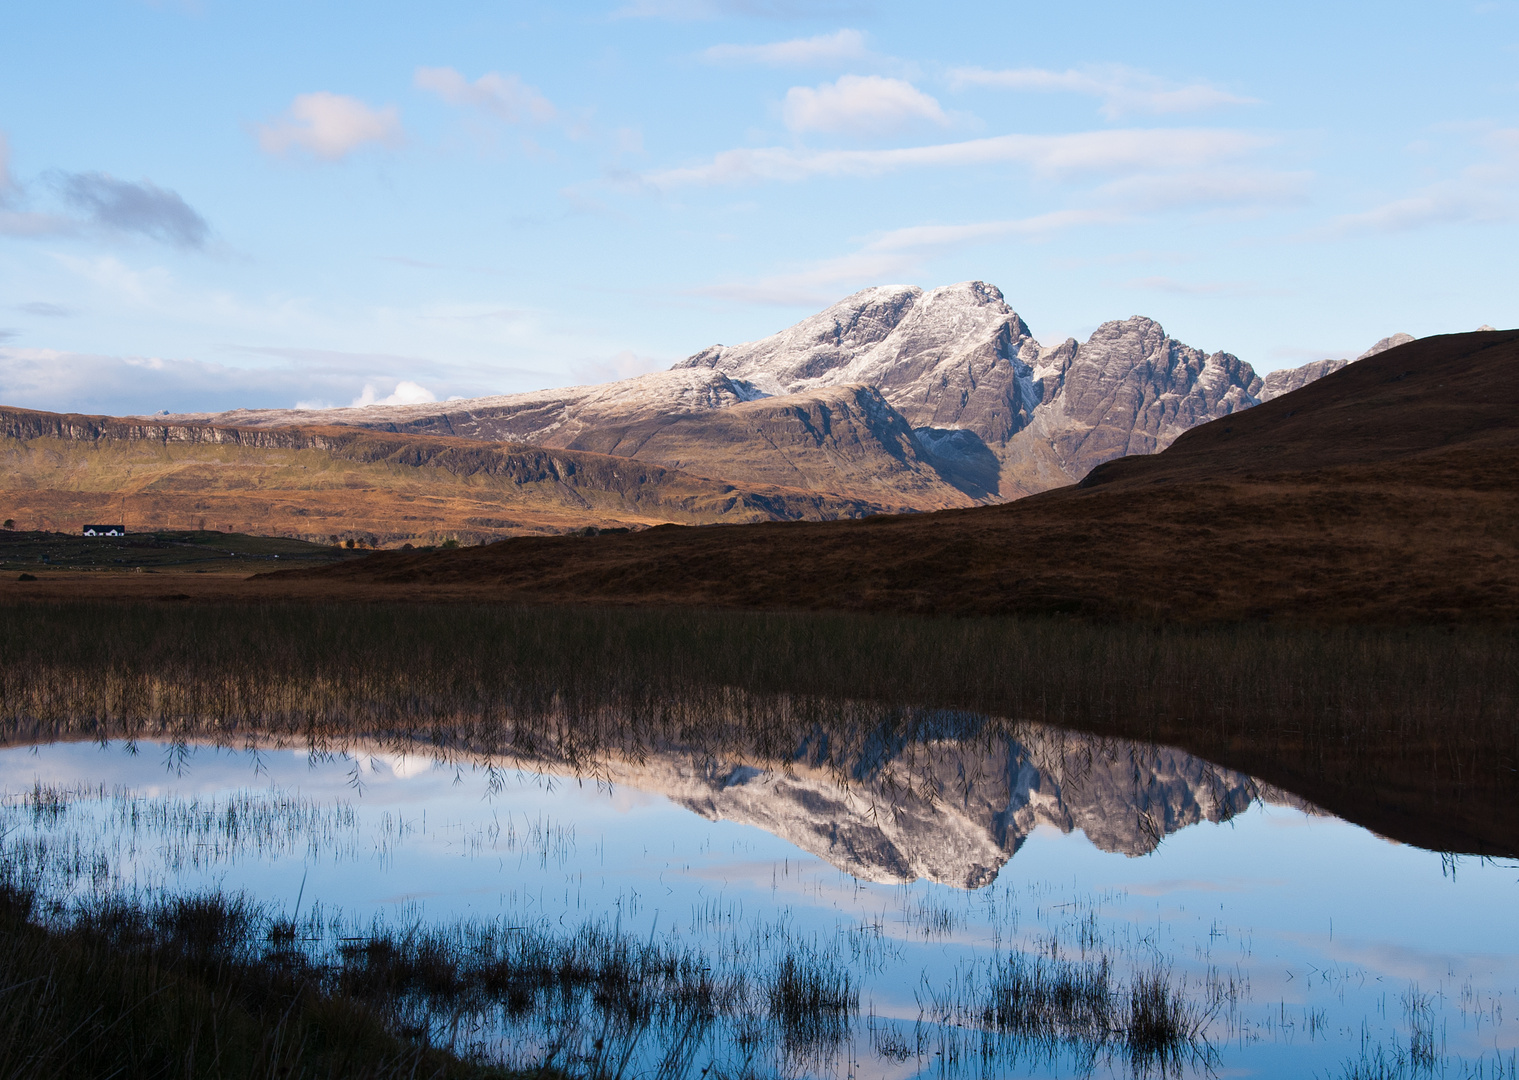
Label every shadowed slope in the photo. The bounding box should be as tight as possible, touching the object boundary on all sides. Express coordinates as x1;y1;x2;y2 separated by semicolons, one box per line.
276;329;1519;623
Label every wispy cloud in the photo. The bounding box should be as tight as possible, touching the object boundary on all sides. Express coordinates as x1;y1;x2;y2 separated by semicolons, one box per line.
569;348;669;384
692;249;919;306
0;137;210;249
0;131;14;200
701;28;869;66
646;128;1273;187
1326;191;1502;235
0;346;332;416
949;64;1257;120
1317;125;1518;237
15;302;74;318
868;210;1121;250
256;92;404;161
1097;169;1311;213
616;0;863;18
1122;275;1291;298
782;75;947;135
693;209;1117;306
54;171;210;248
0;130;73;237
414;67;557;124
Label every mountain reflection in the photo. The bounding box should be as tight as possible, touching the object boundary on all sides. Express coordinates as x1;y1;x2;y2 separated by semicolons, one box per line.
582;721;1310;888
4;693;1322;890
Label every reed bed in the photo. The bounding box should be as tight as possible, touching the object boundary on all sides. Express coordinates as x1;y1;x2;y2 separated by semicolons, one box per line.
0;601;1514;853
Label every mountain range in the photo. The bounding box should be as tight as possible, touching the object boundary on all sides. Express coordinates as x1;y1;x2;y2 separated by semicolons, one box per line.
0;281;1428;542
285;326;1519;624
156;282;1398;522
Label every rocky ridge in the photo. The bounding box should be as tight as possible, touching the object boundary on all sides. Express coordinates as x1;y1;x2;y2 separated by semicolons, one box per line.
155;283;1407;510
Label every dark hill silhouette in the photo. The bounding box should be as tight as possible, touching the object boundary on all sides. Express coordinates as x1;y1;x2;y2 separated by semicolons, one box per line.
272;329;1519;624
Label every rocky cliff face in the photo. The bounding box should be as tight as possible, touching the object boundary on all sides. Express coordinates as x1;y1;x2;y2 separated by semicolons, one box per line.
153;283;1388;513
678;282;1043;448
1260;358;1349;401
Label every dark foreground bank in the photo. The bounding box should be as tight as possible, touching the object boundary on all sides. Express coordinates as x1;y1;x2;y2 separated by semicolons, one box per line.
0;881;540;1080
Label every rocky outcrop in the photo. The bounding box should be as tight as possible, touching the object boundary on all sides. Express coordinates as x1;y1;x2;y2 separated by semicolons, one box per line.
1260;359;1350;402
1357;332;1416;360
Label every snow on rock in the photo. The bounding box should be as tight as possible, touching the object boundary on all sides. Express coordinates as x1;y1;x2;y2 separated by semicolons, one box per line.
156;283;1380;510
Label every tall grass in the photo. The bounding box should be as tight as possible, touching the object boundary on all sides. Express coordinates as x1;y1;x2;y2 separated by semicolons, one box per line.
1;601;1514;852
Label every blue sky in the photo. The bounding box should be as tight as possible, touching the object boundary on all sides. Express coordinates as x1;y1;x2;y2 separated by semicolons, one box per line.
1;0;1515;416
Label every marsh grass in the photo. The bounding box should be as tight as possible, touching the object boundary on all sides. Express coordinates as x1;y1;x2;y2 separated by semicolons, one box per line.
1;602;1515;852
0;878;541;1080
0;870;863;1080
0;777;1225;1080
916;949;1213;1076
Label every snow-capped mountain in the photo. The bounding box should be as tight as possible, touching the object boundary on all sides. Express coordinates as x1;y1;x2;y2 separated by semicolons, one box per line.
168;283;1391;511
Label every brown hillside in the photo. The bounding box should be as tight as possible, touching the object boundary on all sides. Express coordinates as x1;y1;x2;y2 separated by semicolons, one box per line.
266;329;1519;623
0;408;912;545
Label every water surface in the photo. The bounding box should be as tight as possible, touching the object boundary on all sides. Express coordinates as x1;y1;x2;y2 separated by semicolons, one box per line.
3;729;1515;1079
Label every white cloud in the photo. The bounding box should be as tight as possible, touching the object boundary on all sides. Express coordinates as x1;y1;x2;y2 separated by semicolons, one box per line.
701;29;868;66
0;342;461;417
348;380;437;408
646;128;1273;187
783;75;947;135
0;346;324;415
256;93;404;161
413;67;557;124
949;64;1257;120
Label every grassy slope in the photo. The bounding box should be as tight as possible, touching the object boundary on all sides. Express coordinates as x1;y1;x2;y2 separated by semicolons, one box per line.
270;329;1519;623
0;414;905;545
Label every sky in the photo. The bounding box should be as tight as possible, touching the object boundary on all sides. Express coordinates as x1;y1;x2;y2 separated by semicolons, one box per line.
0;0;1516;416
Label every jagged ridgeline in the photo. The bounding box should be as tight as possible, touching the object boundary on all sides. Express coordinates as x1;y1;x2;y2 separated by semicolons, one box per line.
1;283;1386;543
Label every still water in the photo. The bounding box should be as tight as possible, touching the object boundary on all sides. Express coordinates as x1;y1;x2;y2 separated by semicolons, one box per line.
2;729;1515;1079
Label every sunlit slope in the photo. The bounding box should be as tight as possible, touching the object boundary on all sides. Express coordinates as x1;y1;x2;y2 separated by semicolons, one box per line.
284;328;1519;622
0;409;903;543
